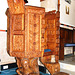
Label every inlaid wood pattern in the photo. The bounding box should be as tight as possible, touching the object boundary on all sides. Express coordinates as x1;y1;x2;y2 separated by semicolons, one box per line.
13;35;24;52
47;20;55;29
45;11;60;55
29;14;40;52
13;14;24;31
25;6;45;58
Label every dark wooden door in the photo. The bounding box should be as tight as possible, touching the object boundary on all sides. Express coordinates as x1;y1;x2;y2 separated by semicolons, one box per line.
59;28;73;60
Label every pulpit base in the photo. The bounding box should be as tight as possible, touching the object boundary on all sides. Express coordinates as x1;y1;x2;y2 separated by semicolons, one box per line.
16;57;39;75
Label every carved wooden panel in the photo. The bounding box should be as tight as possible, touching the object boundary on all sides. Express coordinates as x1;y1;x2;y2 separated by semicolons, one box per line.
28;14;40;52
47;20;55;29
13;35;24;52
45;10;60;61
13;14;24;31
6;0;25;57
25;6;45;58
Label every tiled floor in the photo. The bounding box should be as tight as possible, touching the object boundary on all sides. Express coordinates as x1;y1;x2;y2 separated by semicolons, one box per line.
0;68;50;75
60;55;75;65
0;68;17;75
60;69;75;75
59;55;75;75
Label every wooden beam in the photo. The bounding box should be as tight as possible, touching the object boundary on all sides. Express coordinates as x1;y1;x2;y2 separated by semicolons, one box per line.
40;0;45;2
58;0;60;12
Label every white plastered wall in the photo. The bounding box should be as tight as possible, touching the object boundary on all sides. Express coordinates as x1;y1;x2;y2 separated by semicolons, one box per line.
0;0;8;30
41;0;75;27
41;0;58;12
60;0;75;27
0;32;16;65
0;0;16;65
25;0;41;7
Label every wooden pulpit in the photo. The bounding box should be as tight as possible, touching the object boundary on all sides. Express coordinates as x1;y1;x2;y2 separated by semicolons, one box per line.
6;0;46;75
6;0;60;75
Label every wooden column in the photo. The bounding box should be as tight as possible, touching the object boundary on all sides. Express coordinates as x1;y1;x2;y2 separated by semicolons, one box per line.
58;0;60;12
73;29;75;43
73;29;75;55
